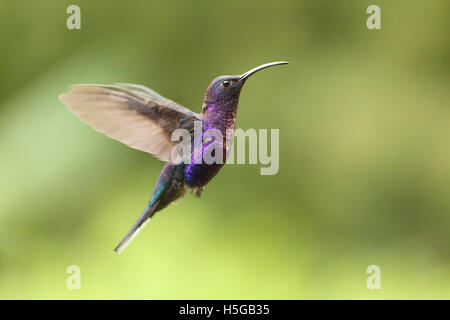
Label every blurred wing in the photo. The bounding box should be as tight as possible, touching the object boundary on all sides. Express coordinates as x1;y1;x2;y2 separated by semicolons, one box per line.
59;84;200;162
115;83;180;106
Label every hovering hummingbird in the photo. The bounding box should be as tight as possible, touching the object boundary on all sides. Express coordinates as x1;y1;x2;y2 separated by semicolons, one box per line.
59;61;289;253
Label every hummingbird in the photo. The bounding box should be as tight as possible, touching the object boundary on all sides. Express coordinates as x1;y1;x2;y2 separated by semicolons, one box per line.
59;61;289;253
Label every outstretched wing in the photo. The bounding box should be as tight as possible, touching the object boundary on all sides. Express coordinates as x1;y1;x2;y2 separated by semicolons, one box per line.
59;84;200;162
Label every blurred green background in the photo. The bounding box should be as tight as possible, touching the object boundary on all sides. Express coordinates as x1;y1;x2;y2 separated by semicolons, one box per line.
0;0;449;299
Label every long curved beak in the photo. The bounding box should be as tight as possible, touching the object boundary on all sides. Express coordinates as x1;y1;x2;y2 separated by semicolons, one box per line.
239;61;290;81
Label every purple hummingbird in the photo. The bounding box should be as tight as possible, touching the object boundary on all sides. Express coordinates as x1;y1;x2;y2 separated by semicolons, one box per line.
59;61;289;253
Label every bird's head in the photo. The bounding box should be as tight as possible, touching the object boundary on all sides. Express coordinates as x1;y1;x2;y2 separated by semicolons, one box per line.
202;61;290;114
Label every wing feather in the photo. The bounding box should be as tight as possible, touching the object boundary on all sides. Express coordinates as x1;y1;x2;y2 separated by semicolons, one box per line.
59;84;200;162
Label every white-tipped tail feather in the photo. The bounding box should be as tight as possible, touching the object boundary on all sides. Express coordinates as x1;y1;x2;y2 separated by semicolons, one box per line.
114;201;159;254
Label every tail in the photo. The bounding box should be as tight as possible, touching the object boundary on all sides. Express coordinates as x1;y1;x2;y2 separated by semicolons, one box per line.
114;163;185;253
114;200;160;254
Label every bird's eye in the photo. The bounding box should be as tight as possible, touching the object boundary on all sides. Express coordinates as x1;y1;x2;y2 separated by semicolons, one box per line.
222;80;231;88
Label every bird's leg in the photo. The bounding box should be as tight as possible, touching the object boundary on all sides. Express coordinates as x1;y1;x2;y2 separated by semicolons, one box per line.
192;187;203;198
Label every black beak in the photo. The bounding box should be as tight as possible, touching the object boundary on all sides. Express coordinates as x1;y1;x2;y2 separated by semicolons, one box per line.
239;61;290;82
